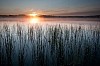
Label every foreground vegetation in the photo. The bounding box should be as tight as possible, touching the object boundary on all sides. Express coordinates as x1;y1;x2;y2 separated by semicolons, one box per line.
0;23;100;66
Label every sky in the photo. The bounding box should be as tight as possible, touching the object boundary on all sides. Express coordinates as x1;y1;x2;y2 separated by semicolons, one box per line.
0;0;100;15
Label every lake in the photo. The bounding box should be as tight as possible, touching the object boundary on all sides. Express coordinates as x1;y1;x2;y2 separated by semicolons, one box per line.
0;17;100;66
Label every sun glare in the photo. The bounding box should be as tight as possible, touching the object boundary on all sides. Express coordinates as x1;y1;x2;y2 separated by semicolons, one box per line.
27;12;40;24
28;13;38;17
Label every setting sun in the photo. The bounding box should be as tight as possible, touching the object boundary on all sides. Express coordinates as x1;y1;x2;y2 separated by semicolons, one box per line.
28;13;38;17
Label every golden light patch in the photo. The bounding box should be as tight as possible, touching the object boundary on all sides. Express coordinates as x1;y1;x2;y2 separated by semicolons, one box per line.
28;13;38;17
29;17;39;24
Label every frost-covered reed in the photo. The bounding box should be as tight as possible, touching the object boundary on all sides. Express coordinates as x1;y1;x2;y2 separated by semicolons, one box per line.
0;23;100;66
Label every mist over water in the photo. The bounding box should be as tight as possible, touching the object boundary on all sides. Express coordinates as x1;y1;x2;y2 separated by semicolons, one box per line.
0;18;100;66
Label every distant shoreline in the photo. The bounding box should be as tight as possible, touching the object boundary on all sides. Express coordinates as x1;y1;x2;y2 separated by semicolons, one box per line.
0;15;100;21
0;15;100;18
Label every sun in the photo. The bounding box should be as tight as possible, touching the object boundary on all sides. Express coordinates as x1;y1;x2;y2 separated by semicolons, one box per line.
28;13;38;17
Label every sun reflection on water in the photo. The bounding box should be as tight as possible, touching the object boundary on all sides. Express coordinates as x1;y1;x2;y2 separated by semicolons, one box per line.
29;17;39;24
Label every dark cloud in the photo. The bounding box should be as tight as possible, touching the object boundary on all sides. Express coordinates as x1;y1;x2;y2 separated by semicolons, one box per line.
54;10;100;16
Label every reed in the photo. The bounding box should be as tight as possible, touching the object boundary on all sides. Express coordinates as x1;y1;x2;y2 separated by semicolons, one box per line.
0;23;100;66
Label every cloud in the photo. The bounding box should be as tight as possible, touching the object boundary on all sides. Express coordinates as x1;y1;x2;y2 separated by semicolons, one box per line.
53;10;100;16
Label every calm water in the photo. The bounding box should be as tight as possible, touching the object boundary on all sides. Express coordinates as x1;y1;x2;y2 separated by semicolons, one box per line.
0;18;100;66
